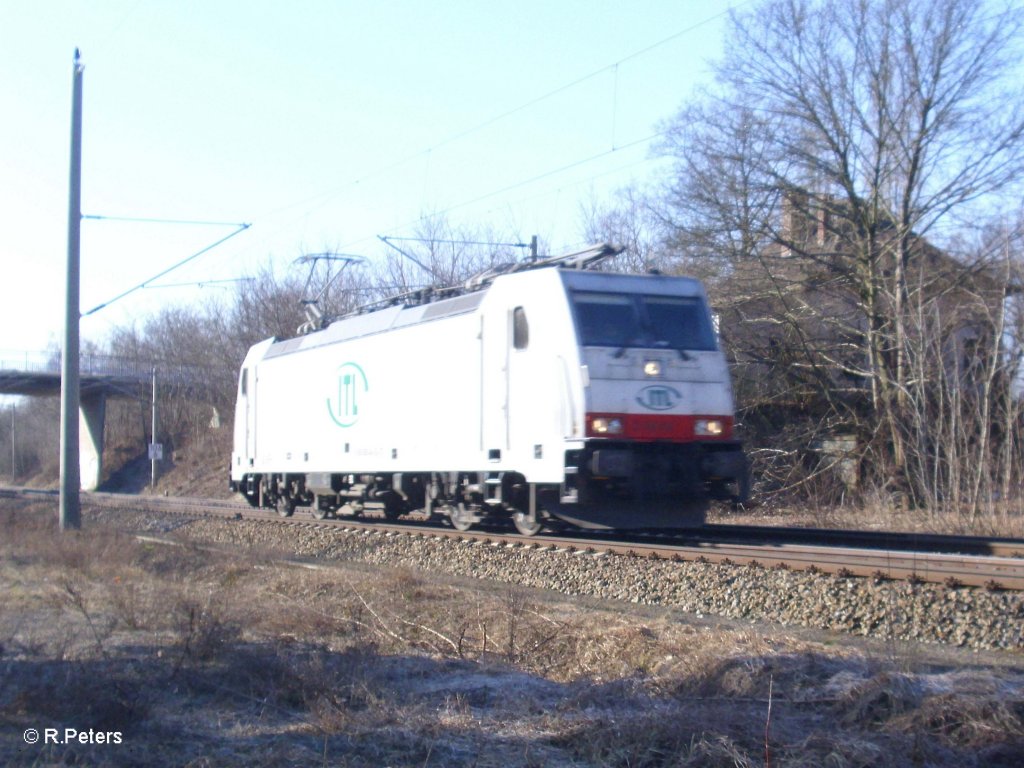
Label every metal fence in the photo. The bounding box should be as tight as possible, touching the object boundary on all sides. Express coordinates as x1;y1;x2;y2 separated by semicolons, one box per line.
0;349;208;384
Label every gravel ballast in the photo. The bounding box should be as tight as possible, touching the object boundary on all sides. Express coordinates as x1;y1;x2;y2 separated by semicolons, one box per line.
103;509;1024;652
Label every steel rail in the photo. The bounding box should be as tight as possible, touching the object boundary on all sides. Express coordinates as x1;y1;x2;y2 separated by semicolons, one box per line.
699;524;1024;559
4;487;1023;590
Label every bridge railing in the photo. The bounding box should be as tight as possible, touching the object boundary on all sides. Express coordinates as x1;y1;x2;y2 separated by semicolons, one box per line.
0;349;210;385
0;350;58;373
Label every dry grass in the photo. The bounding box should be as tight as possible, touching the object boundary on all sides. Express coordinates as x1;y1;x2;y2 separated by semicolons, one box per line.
2;497;1023;767
710;495;1024;538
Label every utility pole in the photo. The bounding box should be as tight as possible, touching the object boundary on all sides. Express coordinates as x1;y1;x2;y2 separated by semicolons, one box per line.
151;367;158;489
59;48;83;531
10;403;15;478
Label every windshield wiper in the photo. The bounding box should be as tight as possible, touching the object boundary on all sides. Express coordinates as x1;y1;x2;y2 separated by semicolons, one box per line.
653;339;694;361
613;336;644;358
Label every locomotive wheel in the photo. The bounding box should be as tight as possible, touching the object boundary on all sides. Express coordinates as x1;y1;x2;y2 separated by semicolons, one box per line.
449;503;475;532
311;505;329;520
511;509;542;536
382;500;403;521
275;496;295;518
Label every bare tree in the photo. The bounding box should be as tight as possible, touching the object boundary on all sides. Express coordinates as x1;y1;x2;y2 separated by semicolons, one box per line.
654;0;1024;511
898;224;1024;522
0;398;60;482
580;185;675;275
373;216;531;300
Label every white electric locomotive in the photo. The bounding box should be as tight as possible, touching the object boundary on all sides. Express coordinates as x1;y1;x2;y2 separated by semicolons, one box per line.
230;244;748;534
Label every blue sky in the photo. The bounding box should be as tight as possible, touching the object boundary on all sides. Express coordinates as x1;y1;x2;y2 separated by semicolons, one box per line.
0;0;741;356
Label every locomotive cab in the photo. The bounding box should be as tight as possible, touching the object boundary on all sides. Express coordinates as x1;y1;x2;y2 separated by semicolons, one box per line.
540;270;749;530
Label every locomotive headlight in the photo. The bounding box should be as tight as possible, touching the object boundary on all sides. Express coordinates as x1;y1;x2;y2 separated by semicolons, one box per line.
591;417;624;435
643;359;662;377
695;419;725;436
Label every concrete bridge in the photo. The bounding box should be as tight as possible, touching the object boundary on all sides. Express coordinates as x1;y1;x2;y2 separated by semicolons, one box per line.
0;350;205;490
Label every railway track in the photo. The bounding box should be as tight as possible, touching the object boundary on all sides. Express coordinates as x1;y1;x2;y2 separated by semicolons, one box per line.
6;487;1024;591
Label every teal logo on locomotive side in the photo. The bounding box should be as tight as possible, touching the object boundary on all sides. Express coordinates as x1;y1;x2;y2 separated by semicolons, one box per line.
327;362;368;427
636;384;681;411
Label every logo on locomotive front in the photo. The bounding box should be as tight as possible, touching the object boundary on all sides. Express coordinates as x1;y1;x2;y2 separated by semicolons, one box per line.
636;384;681;411
327;362;368;428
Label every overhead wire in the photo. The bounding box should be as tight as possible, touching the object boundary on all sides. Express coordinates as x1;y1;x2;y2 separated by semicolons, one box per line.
82;3;752;294
254;2;754;245
277;129;667;262
82;214;248;227
86;2;753;265
429;133;661;221
144;277;256;290
82;222;251;316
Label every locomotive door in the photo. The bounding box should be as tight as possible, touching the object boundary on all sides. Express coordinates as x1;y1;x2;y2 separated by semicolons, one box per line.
480;310;510;455
244;367;256;461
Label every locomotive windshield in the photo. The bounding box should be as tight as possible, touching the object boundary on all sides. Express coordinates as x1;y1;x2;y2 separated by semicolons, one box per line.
571;291;717;351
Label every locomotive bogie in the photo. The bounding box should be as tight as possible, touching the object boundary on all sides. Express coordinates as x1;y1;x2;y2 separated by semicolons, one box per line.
230;259;748;533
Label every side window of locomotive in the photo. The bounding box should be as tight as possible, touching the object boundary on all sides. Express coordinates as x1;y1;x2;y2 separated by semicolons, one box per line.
572;292;640;347
513;306;529;350
240;368;248;396
642;296;718;351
